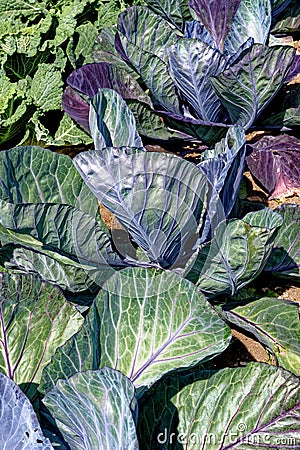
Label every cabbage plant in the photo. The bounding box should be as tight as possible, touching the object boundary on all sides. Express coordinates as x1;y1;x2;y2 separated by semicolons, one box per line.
62;0;299;144
0;88;299;448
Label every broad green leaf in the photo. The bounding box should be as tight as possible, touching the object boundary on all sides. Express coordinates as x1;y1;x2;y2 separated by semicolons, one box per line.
211;44;295;129
265;204;300;278
172;363;300;449
90;89;143;150
186;208;283;296
1;246;98;294
0;146;98;216
0;273;84;398
0;202;121;278
118;6;179;63
0;373;53;449
128;100;186;141
120;38;182;116
40;268;231;393
224;0;271;54
43;368;138;450
223;297;300;375
145;0;193;31
74;147;210;268
93;26;138;77
168;39;227;122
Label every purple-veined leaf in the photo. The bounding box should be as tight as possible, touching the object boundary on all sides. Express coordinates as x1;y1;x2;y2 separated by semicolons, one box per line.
223;297;300;374
198;125;246;220
246;134;300;197
188;0;242;51
264;204;300;279
184;20;215;46
173;363;300;449
40;268;231;393
0;373;53;449
117;6;179;64
93;26;134;71
211;44;295;129
224;0;271;55
74;147;211;268
43;368;138;450
0;273;83;400
185;208;283;296
145;0;193;31
89;89;143;150
117;37;182;116
168;38;228;122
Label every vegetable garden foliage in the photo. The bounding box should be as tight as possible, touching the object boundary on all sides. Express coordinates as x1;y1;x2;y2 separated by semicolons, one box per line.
0;0;140;148
62;0;300;145
0;87;299;448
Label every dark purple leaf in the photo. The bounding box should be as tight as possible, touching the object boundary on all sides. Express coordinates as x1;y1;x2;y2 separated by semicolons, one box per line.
286;54;300;83
188;0;242;51
246;134;300;197
62;87;90;132
66;62;152;106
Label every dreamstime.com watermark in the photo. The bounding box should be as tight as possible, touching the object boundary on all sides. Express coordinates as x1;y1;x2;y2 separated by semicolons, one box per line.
156;424;297;446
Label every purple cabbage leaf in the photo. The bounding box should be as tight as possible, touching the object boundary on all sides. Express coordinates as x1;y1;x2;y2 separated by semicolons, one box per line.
188;0;242;51
246;134;300;197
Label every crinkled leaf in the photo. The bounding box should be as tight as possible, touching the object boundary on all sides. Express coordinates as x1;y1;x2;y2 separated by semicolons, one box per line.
246;134;300;197
74;147;211;268
0;273;83;398
186;208;283;296
0;373;53;449
118;6;179;63
173;363;300;449
168;39;228;122
211;44;295;129
198;125;246;219
29;64;63;112
0;146;98;216
224;0;271;54
54;114;92;146
40;268;230;393
265;204;300;278
223;297;300;375
89;89;143;150
43;368;138;450
188;0;242;51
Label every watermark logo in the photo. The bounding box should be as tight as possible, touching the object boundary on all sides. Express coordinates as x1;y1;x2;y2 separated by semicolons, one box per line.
156;425;297;447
